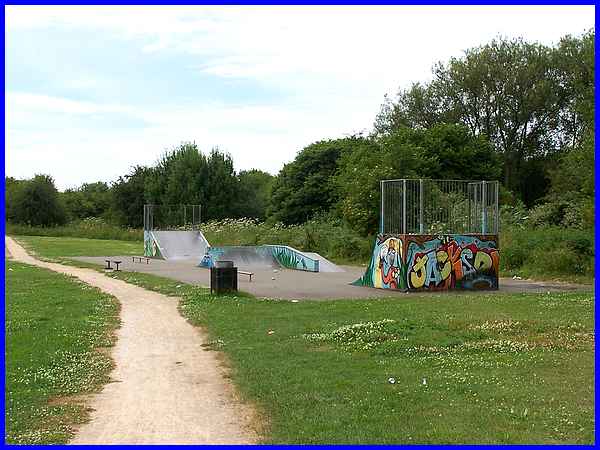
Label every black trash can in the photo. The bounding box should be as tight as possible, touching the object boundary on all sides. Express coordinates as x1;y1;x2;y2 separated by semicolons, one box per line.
210;260;238;294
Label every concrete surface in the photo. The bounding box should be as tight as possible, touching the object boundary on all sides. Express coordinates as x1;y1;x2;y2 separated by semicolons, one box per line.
73;255;593;301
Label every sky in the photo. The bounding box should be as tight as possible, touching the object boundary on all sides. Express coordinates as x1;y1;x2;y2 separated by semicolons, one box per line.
5;5;595;191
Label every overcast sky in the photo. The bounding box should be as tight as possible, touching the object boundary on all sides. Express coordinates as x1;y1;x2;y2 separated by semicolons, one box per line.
5;5;594;190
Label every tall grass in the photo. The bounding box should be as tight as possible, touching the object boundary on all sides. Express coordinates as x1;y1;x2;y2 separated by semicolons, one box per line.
500;225;594;281
6;218;142;242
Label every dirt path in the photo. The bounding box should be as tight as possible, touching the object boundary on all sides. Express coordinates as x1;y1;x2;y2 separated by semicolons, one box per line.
5;237;257;444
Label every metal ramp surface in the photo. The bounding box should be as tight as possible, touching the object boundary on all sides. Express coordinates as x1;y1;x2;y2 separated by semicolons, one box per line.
302;252;345;272
150;230;210;260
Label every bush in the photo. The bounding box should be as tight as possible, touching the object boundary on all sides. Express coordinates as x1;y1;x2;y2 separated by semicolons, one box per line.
500;225;594;280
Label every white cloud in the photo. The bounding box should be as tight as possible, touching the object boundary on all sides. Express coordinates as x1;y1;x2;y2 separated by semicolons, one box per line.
5;5;595;189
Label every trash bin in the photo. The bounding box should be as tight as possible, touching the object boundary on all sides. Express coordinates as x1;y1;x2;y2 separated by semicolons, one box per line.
210;260;238;294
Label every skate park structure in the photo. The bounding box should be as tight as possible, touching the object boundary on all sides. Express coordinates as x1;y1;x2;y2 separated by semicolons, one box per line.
143;205;210;260
143;204;342;273
354;179;500;292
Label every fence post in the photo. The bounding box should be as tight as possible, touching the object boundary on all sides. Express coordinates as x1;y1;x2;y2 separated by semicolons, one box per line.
402;179;407;234
380;180;384;234
419;179;424;234
495;181;499;234
482;181;487;234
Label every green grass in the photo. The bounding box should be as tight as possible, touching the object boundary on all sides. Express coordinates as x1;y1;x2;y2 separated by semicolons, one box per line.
13;235;141;261
93;270;594;444
8;235;595;443
6;219;142;242
5;260;120;444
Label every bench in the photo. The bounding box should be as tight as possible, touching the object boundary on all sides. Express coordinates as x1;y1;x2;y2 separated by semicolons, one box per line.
238;270;254;282
132;256;150;264
104;260;122;271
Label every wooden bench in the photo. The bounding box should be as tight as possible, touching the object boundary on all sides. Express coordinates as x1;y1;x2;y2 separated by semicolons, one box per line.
238;270;254;282
132;256;150;264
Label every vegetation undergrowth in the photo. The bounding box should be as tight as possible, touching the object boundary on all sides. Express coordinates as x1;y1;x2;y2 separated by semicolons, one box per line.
5;261;120;444
6;218;142;242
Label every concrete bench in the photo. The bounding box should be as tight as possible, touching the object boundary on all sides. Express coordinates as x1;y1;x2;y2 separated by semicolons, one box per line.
238;270;254;282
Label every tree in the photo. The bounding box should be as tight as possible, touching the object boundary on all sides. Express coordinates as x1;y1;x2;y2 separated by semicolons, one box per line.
111;165;151;228
334;138;396;235
234;170;274;220
62;182;111;220
374;32;594;205
8;174;67;226
268;138;356;224
204;148;238;220
335;125;498;235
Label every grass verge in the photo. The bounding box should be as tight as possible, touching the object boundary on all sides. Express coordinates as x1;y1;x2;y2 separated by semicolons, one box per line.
97;270;594;444
8;235;595;443
12;235;141;261
5;260;119;444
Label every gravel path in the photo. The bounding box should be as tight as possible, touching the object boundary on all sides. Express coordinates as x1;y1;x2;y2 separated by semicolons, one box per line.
5;236;257;445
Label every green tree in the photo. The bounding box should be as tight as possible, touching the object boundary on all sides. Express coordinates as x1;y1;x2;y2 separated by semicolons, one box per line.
111;166;151;228
8;175;67;226
234;169;274;220
335;125;497;235
374;32;594;204
204;148;238;220
268;138;357;225
62;182;111;220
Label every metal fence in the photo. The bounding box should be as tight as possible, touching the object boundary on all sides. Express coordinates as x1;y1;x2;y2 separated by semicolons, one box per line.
143;204;202;231
380;179;499;235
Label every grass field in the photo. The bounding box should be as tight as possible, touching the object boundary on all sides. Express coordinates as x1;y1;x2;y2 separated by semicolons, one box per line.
7;235;595;444
5;260;119;444
100;270;594;444
13;235;140;261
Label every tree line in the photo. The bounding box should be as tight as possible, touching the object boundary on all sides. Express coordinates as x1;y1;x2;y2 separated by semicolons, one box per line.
6;30;594;236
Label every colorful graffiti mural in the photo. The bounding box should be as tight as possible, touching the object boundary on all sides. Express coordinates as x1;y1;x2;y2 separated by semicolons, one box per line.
354;234;499;291
352;235;407;290
198;245;320;272
144;230;162;258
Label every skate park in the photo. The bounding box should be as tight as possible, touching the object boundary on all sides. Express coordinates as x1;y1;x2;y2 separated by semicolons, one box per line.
72;196;590;301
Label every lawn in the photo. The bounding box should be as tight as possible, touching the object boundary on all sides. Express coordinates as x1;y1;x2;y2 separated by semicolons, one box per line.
8;235;595;444
4;260;119;444
12;235;141;261
103;271;595;444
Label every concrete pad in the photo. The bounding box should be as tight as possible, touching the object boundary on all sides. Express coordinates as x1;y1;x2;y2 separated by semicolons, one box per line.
73;255;593;301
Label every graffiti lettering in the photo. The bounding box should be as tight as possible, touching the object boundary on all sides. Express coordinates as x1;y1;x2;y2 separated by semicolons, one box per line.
410;254;428;288
354;234;499;291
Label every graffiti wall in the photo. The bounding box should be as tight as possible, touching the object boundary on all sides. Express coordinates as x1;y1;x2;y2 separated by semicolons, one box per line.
352;235;407;290
143;231;162;258
353;234;499;291
198;245;319;272
265;245;319;272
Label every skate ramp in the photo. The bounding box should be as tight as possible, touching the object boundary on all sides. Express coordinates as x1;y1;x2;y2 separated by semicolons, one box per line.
204;246;279;270
199;245;320;272
302;252;345;272
146;230;210;260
